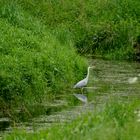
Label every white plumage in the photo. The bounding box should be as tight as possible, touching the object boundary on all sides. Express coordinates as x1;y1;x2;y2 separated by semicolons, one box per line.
73;66;94;89
73;66;95;102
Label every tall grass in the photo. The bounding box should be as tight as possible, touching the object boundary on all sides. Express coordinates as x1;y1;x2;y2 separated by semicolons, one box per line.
14;0;140;59
3;99;140;140
4;0;140;59
0;0;87;118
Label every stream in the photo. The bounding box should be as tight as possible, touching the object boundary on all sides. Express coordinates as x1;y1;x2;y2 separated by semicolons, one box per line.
0;59;140;137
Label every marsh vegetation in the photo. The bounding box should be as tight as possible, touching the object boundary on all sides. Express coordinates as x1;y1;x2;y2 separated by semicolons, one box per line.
0;0;140;139
2;59;140;139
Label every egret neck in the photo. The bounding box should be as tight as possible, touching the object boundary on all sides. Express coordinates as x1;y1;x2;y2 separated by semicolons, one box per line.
85;67;91;81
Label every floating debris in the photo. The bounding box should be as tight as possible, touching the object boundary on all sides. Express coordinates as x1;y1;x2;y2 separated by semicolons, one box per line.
134;110;140;122
128;77;138;84
137;119;140;122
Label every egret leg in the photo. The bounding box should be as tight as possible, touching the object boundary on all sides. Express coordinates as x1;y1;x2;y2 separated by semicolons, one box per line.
81;88;84;94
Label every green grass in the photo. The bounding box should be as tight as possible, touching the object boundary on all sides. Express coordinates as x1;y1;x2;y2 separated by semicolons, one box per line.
13;0;140;60
0;0;87;119
1;0;140;60
0;18;86;98
3;99;140;140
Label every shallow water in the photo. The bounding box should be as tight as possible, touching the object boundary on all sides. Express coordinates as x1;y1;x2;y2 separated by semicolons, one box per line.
1;59;140;137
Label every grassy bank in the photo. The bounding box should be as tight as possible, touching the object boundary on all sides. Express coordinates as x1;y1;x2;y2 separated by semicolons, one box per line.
16;0;140;60
0;0;87;119
3;99;140;140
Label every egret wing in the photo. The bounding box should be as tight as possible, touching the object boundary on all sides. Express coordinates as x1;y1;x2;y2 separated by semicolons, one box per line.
73;78;87;88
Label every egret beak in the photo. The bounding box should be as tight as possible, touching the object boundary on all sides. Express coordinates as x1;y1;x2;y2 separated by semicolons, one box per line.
89;66;95;69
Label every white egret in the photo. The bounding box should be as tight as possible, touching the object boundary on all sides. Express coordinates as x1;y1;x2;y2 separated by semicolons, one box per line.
73;66;95;102
73;66;95;89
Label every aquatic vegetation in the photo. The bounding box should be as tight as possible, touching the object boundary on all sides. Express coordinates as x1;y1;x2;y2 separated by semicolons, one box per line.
3;99;140;140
